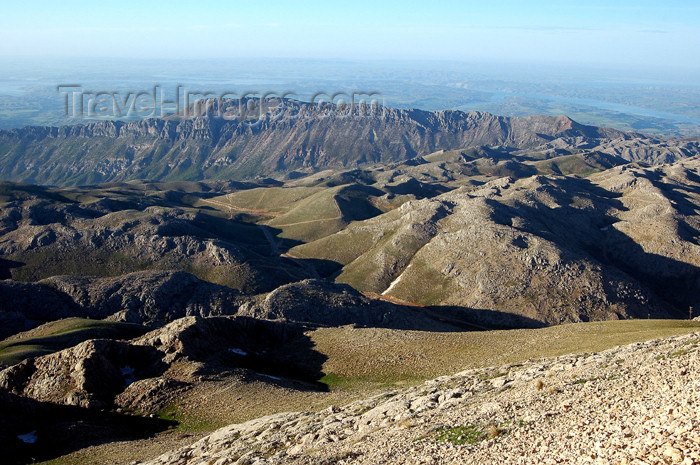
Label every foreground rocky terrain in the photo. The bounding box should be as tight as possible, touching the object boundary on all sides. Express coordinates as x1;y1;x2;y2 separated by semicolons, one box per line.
0;316;302;410
141;331;700;465
0;294;465;436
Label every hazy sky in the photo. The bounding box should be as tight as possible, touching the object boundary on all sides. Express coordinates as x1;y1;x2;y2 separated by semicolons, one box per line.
1;0;699;69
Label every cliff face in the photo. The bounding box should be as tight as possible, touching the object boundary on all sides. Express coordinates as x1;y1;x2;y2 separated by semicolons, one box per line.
0;99;678;186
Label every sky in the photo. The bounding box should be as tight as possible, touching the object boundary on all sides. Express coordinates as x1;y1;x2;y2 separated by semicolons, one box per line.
1;0;699;70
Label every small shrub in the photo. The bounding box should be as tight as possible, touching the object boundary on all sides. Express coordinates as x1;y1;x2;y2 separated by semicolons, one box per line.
398;418;417;429
485;423;500;440
534;379;544;391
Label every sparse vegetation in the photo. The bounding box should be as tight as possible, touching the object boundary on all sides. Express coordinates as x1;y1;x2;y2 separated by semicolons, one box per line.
435;425;486;445
305;320;700;389
156;405;223;433
434;422;504;445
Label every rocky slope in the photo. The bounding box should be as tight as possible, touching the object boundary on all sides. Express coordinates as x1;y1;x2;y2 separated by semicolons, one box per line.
292;158;700;324
0;279;82;339
237;279;465;330
140;331;700;465
0;270;468;344
1;99;697;186
46;271;248;324
0;289;467;413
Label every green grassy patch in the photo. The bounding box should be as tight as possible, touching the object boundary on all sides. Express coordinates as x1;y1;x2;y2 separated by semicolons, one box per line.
156;404;224;433
434;420;523;445
435;425;487;445
656;347;694;360
0;318;149;366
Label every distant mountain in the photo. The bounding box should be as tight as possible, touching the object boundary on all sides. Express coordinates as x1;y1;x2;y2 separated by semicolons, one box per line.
1;98;698;186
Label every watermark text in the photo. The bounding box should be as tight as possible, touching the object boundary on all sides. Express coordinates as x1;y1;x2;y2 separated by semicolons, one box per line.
57;85;385;125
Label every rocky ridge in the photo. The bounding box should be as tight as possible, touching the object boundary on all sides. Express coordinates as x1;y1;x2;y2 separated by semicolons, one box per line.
0;316;300;411
0;199;303;292
47;271;248;324
1;99;697;186
237;279;463;330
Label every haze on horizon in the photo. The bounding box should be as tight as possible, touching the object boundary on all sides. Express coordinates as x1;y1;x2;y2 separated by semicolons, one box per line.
1;0;699;73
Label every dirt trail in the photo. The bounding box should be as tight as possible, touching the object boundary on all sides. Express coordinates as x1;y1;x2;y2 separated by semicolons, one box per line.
201;198;283;217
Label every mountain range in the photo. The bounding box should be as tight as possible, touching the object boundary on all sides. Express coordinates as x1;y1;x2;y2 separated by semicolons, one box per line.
1;99;699;186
